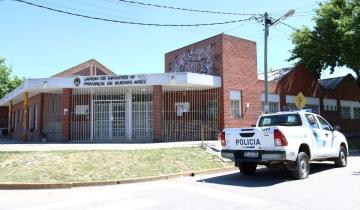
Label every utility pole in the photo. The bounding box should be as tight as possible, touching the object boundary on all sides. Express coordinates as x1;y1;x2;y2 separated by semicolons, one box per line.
263;10;295;113
264;12;269;113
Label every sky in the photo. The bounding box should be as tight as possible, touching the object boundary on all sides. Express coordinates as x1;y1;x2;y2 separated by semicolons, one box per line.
0;0;353;79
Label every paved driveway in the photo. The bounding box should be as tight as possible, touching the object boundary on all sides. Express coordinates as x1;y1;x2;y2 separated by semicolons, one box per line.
1;157;359;210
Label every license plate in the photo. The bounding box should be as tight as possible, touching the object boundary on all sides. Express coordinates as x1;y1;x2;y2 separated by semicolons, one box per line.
243;151;259;158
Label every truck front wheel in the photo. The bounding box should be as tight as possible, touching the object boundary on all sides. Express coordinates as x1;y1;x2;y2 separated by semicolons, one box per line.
290;152;310;179
334;146;347;167
239;162;257;175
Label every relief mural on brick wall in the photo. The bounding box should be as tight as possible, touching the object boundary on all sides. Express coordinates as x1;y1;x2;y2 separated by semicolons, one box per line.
169;45;213;75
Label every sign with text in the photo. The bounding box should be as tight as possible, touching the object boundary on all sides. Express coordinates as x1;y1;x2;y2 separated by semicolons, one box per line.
74;75;147;87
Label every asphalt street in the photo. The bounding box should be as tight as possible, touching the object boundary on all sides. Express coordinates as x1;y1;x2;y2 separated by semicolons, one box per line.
1;156;359;210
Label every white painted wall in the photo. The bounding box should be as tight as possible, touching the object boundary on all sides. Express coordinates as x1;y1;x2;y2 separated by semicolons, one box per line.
340;100;360;119
261;93;280;102
286;95;320;105
0;72;222;106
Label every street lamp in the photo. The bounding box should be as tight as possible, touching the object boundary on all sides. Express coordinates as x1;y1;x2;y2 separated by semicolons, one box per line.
263;10;295;113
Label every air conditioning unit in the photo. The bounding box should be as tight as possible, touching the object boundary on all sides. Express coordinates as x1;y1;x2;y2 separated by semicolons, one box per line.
0;128;8;137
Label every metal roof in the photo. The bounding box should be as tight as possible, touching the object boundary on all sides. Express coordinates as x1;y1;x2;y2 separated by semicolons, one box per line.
319;75;347;90
257;67;293;81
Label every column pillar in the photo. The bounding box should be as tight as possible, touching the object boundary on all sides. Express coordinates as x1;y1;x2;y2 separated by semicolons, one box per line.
8;100;12;139
39;93;44;138
280;93;286;111
22;92;28;141
125;90;132;141
153;85;163;142
62;88;72;141
319;97;324;115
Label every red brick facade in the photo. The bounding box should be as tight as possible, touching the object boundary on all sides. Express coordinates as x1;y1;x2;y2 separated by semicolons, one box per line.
0;107;8;129
2;34;359;142
165;34;262;129
7;93;43;141
165;34;360;135
62;88;72;141
271;65;360;134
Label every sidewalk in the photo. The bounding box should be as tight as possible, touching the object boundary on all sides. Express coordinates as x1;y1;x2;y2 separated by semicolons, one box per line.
0;138;220;151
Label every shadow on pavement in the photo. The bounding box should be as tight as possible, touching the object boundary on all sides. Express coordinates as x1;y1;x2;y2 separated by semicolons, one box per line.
199;162;337;187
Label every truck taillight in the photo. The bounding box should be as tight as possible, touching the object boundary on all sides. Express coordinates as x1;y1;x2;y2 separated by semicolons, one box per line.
274;129;288;146
219;131;226;146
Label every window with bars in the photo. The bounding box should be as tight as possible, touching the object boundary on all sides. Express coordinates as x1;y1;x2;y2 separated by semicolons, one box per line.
132;93;153;142
206;100;218;120
341;106;351;119
19;110;22;126
262;102;279;113
354;107;360;119
305;104;320;114
29;105;33;131
12;112;15;130
286;103;297;111
230;100;241;117
230;90;241;118
324;105;337;111
35;104;39;130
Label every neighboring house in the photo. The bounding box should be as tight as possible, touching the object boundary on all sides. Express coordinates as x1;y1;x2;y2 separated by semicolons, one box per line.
260;65;360;135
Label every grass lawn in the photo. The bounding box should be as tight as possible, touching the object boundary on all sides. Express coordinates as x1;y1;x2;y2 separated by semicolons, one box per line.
0;147;231;184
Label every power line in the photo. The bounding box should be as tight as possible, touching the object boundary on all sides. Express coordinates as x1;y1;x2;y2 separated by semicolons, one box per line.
111;0;261;16
269;4;318;15
33;0;141;21
279;22;298;31
11;0;259;27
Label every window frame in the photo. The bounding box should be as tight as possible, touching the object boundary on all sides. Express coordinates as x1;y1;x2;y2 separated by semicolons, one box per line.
353;107;360;119
229;90;242;118
316;115;333;131
305;114;320;129
341;106;351;119
258;114;303;127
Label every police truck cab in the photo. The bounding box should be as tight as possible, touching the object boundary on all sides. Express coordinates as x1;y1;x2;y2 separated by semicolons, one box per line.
220;110;348;179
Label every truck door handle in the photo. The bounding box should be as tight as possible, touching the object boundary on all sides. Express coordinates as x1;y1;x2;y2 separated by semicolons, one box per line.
325;133;329;137
313;132;317;137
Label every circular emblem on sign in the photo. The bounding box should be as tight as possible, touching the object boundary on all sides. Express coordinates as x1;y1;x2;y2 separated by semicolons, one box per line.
74;77;81;86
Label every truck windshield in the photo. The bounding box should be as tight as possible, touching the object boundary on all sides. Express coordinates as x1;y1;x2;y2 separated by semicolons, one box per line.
258;114;302;127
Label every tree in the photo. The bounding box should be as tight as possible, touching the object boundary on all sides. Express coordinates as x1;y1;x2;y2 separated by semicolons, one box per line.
289;0;360;87
0;58;24;99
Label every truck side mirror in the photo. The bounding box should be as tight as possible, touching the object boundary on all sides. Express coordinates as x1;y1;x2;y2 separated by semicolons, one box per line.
333;125;340;131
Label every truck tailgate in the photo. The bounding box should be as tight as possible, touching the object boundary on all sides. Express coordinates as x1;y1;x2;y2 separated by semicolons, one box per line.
224;127;275;150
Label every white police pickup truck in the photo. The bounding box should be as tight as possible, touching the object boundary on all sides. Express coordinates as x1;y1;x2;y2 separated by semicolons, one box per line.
220;110;348;179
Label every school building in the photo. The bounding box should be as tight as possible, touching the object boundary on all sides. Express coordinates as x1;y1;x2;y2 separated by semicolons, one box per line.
0;34;359;142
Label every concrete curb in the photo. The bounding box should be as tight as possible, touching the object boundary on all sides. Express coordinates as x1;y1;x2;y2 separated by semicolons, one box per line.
0;167;237;190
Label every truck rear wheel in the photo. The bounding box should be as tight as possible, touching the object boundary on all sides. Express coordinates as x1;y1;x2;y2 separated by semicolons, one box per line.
239;162;257;175
290;152;309;180
334;146;347;167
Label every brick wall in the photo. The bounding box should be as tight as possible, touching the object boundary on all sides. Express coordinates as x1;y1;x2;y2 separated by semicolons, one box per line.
270;65;360;134
165;34;360;135
62;88;72;141
221;35;260;128
165;34;262;129
0;106;8;129
27;94;43;141
9;93;43;141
